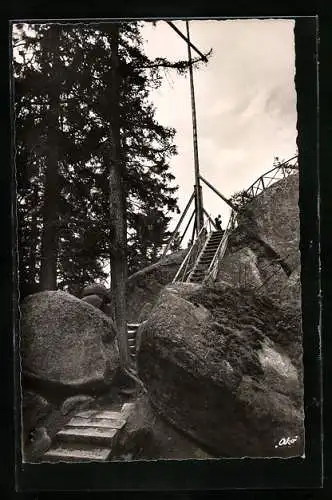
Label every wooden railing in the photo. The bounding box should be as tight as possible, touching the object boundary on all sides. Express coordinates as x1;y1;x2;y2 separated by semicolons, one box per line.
172;223;208;283
204;210;236;284
172;155;298;285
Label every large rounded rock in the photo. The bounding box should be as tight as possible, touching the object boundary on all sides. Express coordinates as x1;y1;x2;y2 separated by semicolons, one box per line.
81;294;103;309
137;285;304;458
215;174;301;306
81;284;111;302
113;396;213;460
21;291;119;391
238;173;300;271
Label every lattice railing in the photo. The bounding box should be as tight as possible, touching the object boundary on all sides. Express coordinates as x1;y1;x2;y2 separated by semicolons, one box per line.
244;156;298;199
172;155;298;285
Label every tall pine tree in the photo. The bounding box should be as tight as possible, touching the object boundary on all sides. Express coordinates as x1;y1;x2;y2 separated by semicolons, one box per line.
13;21;211;296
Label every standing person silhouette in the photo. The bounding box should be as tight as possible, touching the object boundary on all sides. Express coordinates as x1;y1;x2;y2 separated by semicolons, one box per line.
214;214;222;231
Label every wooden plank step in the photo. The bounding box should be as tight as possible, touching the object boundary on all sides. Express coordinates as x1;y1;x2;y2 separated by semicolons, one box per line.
57;426;118;444
43;444;111;462
67;416;126;429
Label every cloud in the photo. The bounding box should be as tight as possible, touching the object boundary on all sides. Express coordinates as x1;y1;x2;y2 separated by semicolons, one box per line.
141;19;296;234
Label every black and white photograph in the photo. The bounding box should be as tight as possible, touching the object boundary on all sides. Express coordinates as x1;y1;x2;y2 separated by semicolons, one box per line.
12;18;306;464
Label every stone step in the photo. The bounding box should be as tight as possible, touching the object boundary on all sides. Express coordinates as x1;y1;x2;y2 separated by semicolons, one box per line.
57;426;118;445
43;444;111;462
75;409;100;418
76;409;123;419
95;410;126;420
127;323;140;328
67;415;126;429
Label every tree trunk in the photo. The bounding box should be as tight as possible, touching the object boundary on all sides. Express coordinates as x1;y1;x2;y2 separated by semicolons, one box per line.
29;183;39;283
109;23;130;369
39;28;61;291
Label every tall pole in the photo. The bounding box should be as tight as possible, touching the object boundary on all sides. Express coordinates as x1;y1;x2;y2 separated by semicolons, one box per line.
109;23;130;369
186;20;204;235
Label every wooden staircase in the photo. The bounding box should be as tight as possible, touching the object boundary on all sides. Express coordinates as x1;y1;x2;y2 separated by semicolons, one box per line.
188;230;224;283
42;403;135;462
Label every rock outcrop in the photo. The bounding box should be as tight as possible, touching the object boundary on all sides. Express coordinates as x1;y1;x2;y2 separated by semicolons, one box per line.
126;249;188;323
113;395;213;460
22;391;53;444
216;173;301;308
137;284;304;458
20;291;119;392
244;173;300;271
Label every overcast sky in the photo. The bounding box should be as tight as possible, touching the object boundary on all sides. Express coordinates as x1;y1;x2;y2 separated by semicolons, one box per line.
140;19;297;235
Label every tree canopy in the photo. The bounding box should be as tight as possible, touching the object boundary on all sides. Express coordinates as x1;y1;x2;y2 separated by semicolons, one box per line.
13;21;211;295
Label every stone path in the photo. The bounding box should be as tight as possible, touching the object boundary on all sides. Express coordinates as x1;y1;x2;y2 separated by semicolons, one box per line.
43;402;135;462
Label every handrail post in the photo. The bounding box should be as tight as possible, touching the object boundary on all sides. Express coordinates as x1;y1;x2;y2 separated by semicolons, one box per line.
179;209;195;246
162;191;194;257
